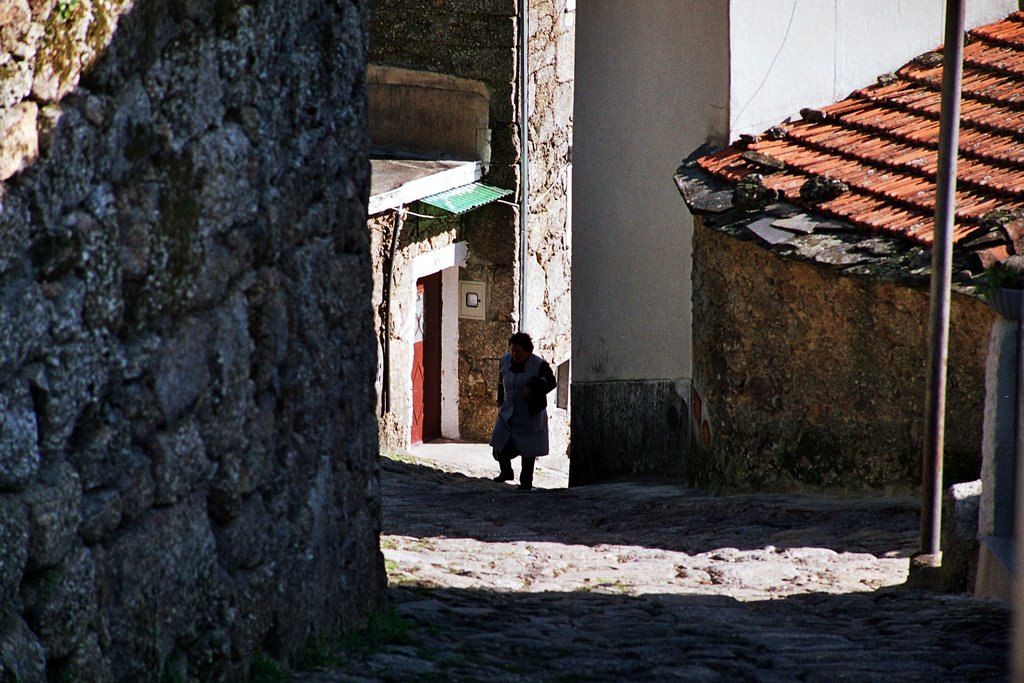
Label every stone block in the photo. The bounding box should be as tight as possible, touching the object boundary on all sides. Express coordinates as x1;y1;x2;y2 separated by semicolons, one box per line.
77;488;122;544
67;403;132;491
95;496;224;681
0;191;30;275
149;33;226;150
196;294;255;458
193;123;258;236
154;316;212;425
0;58;33;110
0;0;32;53
211;495;281;573
0;102;37;181
0;379;40;491
23;546;96;659
555;28;575;83
34;331;114;458
116;449;154;523
78;210;125;331
32;1;91;102
33;106;103;222
22;460;81;571
148;417;214;506
47;632;110;683
44;276;86;343
0;276;47;385
0;495;28;603
0;611;45;682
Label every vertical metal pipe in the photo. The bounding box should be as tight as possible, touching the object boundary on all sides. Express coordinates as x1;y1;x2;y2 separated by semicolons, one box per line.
919;0;965;564
518;0;529;331
381;211;404;416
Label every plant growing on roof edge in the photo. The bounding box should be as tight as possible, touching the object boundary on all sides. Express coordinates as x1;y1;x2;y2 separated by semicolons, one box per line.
976;255;1024;299
977;255;1024;320
973;209;1024;299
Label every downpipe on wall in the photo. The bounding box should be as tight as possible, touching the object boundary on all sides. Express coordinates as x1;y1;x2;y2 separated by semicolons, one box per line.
518;0;529;331
381;209;405;415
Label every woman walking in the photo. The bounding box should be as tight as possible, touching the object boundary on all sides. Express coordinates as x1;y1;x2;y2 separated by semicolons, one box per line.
489;332;557;490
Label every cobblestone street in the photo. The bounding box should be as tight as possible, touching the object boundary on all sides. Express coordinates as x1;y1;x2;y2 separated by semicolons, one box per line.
298;447;1010;682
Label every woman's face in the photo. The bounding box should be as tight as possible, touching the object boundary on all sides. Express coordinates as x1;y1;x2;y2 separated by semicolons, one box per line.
510;343;529;362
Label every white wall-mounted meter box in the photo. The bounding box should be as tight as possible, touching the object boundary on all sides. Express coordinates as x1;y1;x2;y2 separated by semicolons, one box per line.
458;280;487;320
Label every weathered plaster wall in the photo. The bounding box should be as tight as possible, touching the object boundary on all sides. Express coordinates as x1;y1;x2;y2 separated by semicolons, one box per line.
0;0;384;679
370;0;573;466
691;218;992;493
728;0;1018;137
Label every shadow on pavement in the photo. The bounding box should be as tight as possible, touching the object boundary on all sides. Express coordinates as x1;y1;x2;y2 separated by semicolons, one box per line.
380;458;921;558
317;584;1008;682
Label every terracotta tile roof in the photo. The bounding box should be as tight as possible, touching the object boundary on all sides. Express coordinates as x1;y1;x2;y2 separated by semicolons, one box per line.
697;12;1024;266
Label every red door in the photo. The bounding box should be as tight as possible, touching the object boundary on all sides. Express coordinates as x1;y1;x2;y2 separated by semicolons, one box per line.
411;273;442;444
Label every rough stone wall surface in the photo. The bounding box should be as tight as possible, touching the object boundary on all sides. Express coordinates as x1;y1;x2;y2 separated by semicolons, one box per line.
524;0;573;469
692;218;992;493
0;1;385;679
369;0;573;463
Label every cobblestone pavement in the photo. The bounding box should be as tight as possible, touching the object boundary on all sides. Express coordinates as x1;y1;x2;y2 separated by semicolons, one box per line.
296;449;1010;682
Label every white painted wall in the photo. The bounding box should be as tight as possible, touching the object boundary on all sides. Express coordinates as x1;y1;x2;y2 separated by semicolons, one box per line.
572;1;730;383
729;0;1018;137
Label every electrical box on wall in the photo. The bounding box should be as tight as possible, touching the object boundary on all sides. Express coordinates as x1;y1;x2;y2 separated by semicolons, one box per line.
459;281;487;320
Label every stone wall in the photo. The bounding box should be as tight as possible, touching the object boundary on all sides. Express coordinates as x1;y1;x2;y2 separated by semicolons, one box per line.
523;0;574;468
691;216;993;493
0;0;385;679
369;0;573;464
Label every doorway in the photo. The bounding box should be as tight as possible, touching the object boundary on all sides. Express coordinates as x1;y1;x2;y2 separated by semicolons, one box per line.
412;272;442;444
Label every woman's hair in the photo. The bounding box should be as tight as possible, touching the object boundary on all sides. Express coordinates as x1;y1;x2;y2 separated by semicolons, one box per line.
508;332;533;353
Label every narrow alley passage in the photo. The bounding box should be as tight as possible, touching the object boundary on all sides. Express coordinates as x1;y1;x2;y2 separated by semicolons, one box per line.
298;448;1009;682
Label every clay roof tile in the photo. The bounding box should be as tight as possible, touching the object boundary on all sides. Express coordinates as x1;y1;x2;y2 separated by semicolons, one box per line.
696;11;1024;263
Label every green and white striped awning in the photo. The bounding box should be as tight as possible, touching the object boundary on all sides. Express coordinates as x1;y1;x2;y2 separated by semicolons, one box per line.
419;182;512;215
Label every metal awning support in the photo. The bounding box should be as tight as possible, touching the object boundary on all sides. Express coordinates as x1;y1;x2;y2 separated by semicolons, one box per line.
915;0;965;580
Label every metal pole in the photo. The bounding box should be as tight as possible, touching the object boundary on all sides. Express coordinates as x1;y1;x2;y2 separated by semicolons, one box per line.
518;0;529;331
918;0;965;569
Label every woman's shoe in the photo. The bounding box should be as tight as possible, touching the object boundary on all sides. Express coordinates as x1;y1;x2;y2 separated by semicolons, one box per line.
492;473;514;482
517;484;532;491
